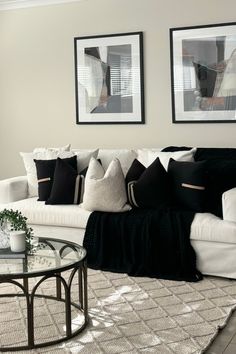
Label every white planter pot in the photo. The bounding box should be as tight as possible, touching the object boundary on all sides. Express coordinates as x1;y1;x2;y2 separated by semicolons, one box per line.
10;231;26;252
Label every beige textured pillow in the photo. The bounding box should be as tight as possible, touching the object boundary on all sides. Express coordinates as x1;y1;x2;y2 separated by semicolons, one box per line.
82;157;131;212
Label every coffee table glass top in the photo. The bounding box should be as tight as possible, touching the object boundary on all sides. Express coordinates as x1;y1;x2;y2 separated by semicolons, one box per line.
0;237;86;278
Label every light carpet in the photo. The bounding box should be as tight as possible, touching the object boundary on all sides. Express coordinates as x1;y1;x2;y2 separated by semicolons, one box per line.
1;269;236;353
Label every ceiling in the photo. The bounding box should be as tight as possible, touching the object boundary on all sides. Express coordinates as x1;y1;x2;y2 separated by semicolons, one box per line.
0;0;84;11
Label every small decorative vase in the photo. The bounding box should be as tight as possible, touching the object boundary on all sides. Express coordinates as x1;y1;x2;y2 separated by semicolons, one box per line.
10;231;26;252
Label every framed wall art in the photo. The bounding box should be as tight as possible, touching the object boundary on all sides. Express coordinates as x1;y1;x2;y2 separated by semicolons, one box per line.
74;32;145;124
170;22;236;123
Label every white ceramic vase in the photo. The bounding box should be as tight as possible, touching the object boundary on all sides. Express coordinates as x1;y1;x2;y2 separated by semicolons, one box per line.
10;231;26;252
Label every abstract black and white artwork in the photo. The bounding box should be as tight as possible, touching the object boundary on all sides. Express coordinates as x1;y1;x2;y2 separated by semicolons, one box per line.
170;22;236;123
74;32;144;124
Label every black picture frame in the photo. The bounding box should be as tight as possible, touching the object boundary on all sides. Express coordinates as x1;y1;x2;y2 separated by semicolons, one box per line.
170;22;236;123
74;32;145;124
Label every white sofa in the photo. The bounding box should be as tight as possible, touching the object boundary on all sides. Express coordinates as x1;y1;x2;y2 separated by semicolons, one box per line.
1;149;236;279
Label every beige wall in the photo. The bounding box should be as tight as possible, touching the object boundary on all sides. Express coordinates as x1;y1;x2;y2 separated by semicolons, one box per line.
1;0;236;179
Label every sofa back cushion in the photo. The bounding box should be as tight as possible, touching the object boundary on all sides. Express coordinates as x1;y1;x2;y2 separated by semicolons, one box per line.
72;149;99;172
98;149;137;176
148;148;197;171
136;148;162;167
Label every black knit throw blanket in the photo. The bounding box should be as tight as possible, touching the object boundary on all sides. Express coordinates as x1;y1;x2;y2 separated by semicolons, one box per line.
83;208;202;282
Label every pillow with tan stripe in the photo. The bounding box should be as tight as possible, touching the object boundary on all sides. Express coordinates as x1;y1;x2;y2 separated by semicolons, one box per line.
46;157;85;205
46;158;103;205
168;158;206;212
34;155;77;201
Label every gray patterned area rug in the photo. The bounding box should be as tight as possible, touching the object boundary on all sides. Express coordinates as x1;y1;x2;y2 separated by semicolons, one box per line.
1;270;236;354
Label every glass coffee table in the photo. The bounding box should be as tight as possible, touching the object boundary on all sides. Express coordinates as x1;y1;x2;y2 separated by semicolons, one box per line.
0;237;88;352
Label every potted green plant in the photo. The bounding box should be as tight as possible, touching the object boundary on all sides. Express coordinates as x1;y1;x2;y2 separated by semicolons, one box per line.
0;209;33;252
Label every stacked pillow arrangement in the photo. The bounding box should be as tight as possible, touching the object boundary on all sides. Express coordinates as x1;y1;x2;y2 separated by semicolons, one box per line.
20;145;99;205
20;145;207;213
125;147;207;212
162;146;236;216
23;145;233;215
20;146;135;211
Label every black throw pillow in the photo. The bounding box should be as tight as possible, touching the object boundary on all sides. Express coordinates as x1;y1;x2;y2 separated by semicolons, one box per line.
161;146;193;152
168;159;206;212
126;159;146;185
46;158;102;205
204;159;236;217
46;158;83;205
195;148;236;161
126;158;171;208
34;156;77;201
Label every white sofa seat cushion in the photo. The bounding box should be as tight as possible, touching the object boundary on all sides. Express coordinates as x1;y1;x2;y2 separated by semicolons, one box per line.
191;212;236;244
3;198;91;229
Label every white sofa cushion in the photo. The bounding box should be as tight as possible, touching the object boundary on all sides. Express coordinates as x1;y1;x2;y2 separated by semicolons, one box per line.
98;149;137;176
148;148;197;170
3;197;91;229
82;157;131;212
33;144;70;153
191;212;236;244
136;148;162;167
222;187;236;223
0;176;28;204
72;148;99;173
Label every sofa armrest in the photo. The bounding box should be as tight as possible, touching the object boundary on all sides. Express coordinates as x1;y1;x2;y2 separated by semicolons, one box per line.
0;176;28;203
222;187;236;222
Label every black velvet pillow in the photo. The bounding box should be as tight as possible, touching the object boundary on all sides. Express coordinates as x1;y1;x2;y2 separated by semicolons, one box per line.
204;159;236;217
193;63;217;97
34;156;77;201
46;158;84;205
168;159;206;212
161;146;193;152
46;158;102;205
195;148;236;161
126;158;171;208
126;159;146;185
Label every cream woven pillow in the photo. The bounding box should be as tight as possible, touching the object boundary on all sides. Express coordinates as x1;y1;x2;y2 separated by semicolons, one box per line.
82;157;131;212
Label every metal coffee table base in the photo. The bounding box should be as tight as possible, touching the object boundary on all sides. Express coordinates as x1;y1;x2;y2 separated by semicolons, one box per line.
0;263;88;352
